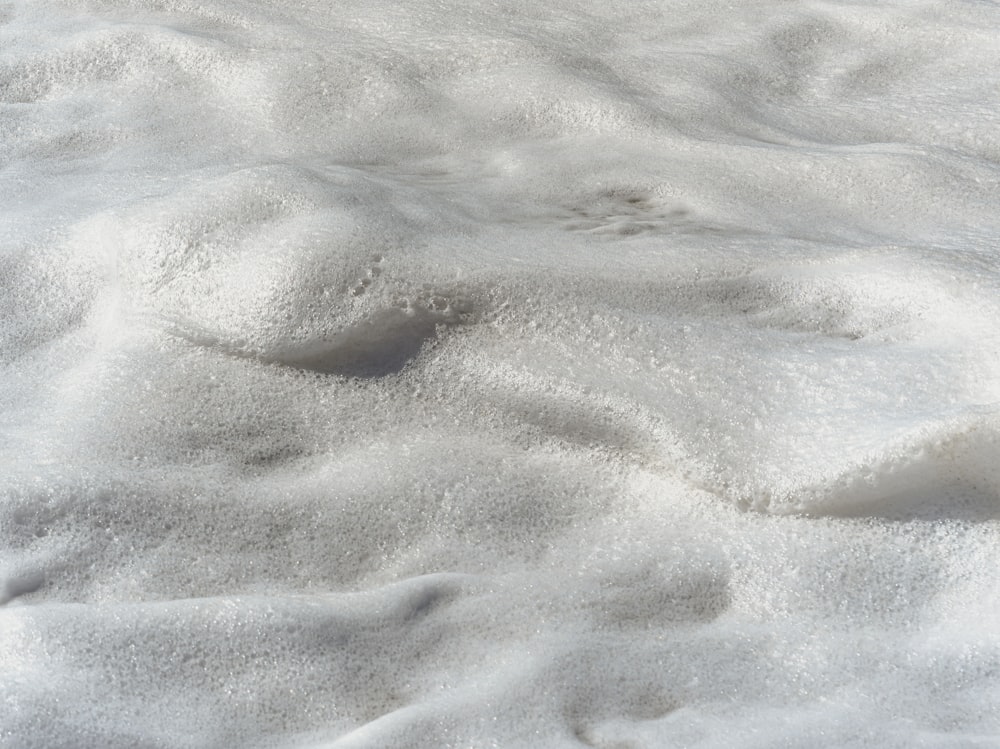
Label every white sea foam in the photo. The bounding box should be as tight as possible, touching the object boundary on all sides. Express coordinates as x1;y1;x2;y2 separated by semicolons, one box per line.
2;0;1000;746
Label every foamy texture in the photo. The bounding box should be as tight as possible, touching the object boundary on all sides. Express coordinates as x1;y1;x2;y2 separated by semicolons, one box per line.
2;0;1000;746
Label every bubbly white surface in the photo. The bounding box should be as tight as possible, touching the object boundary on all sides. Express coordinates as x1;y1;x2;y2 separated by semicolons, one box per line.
2;0;1000;746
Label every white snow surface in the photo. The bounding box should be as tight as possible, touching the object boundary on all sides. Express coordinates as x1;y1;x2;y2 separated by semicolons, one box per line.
2;0;1000;746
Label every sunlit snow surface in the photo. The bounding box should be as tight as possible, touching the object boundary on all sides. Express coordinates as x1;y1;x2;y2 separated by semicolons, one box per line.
2;0;1000;746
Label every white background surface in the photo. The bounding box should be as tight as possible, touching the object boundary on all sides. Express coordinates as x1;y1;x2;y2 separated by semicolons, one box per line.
1;1;999;746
